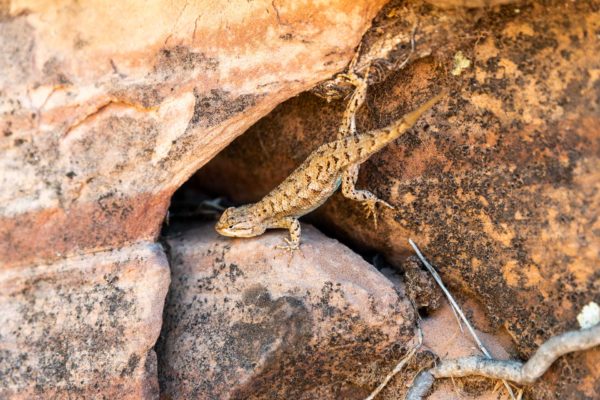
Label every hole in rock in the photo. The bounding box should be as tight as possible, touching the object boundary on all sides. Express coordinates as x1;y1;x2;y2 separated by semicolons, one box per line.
167;166;382;268
165;89;393;268
166;53;445;269
417;306;431;319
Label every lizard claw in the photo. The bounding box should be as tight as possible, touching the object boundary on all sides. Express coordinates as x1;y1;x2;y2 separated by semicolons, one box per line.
276;238;300;253
337;72;361;84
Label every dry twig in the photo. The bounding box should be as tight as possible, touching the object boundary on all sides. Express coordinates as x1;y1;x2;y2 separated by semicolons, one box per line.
409;239;516;399
364;330;423;400
406;239;600;399
406;324;600;399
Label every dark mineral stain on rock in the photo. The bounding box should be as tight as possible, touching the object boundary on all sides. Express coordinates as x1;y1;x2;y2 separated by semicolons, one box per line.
120;354;140;378
154;45;219;76
0;248;168;398
0;17;35;83
158;227;414;399
189;88;261;129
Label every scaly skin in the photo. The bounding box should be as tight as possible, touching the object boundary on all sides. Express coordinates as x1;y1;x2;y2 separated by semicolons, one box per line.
216;87;445;250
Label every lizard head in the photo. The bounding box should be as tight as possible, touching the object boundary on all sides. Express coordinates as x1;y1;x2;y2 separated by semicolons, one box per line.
215;205;267;238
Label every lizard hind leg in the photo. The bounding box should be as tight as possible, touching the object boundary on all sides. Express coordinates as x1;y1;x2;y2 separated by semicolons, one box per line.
272;217;301;252
341;164;393;228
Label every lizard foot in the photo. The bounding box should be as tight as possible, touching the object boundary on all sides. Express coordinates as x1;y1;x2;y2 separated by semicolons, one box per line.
363;201;378;228
337;72;362;86
276;238;300;253
363;199;394;228
377;198;394;210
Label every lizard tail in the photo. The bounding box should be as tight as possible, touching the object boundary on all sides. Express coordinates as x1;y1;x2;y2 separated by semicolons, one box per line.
386;90;447;142
337;90;447;167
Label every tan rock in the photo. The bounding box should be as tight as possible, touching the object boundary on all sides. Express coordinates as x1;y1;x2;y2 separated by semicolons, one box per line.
0;0;387;269
421;301;516;400
0;242;170;399
194;1;600;397
158;223;416;399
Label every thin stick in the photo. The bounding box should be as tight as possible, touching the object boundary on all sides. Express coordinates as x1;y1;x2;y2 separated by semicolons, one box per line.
394;22;418;71
449;375;461;399
431;324;600;384
406;323;600;399
449;296;465;334
364;330;423;400
408;239;516;399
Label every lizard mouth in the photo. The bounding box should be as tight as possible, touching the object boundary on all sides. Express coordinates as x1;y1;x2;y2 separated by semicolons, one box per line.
215;227;257;238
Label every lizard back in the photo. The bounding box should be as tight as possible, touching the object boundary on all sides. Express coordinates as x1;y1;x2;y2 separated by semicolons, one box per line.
251;92;444;222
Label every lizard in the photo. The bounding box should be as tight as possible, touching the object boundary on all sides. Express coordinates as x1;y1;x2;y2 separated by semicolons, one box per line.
216;74;445;250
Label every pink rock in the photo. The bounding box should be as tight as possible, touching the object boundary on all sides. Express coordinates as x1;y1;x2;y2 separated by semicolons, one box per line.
0;243;170;399
422;302;516;400
158;224;416;399
0;1;389;397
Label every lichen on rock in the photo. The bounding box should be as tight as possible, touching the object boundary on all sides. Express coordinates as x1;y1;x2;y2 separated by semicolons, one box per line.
158;224;417;399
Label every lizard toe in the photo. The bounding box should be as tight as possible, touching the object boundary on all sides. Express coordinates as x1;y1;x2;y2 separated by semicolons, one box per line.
378;199;394;210
362;201;378;228
276;238;300;253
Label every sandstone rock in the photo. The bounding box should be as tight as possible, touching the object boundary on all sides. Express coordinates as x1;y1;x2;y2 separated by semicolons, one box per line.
0;1;390;397
425;0;520;8
158;223;416;399
0;0;386;269
194;1;600;397
0;242;170;399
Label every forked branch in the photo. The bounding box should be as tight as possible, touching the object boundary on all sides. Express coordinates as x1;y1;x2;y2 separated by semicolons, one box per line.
406;319;600;399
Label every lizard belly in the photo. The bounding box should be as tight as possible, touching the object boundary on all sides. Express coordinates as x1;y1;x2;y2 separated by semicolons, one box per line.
290;176;341;217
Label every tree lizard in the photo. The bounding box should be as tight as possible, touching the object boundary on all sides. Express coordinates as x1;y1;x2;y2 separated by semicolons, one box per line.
216;74;445;250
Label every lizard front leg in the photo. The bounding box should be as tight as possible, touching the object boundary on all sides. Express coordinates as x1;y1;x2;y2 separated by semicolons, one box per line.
337;65;371;139
272;217;301;251
341;164;393;228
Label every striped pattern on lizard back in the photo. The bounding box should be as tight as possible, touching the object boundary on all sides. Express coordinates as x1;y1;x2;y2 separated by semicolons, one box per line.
253;91;444;221
215;91;445;250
